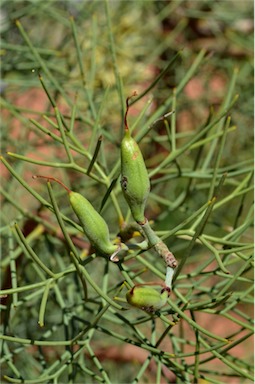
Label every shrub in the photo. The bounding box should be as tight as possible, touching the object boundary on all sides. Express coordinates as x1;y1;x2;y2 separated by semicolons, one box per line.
1;1;253;383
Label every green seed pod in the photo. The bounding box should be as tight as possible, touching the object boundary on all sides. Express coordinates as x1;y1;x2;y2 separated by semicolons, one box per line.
69;191;119;256
34;176;119;257
120;92;150;224
126;284;170;313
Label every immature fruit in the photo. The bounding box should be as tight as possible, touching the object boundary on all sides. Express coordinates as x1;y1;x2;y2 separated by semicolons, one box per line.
120;93;150;224
69;191;119;256
34;176;119;257
126;284;170;313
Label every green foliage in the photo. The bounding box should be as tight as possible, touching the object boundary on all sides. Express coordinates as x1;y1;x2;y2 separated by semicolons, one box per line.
1;1;253;383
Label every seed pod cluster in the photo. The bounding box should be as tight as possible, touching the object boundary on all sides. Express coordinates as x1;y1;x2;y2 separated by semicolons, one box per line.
120;93;150;224
34;92;175;314
34;176;119;257
120;93;176;312
126;284;170;313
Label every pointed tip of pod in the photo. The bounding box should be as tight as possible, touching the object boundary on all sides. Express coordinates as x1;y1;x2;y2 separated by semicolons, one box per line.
124;91;138;132
33;175;72;194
